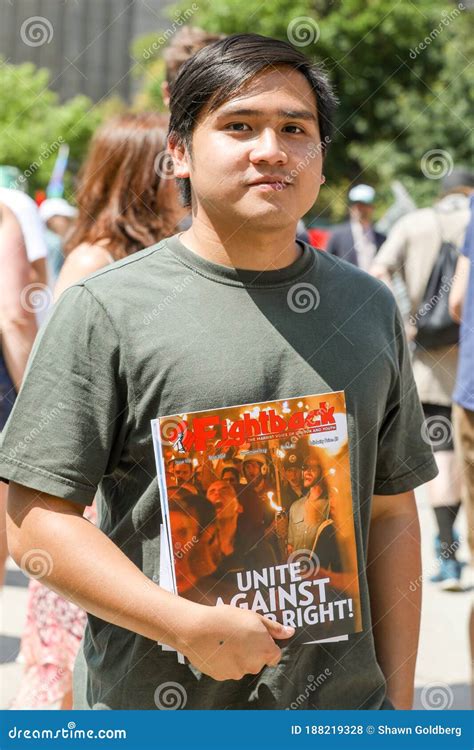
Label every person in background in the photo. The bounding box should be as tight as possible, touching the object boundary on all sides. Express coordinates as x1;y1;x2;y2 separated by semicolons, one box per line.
161;26;226;108
56;112;184;297
0;203;38;589
0;167;46;589
326;184;386;271
8;111;184;710
371;168;474;590
38;198;77;282
449;191;474;691
0;169;48;292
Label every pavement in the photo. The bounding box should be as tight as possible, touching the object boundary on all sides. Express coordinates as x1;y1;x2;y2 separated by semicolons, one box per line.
0;487;472;710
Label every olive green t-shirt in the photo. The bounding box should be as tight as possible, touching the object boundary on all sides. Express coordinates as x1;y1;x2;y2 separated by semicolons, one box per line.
0;235;437;710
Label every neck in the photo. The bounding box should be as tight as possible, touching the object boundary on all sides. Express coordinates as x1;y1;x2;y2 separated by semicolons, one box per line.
179;211;301;271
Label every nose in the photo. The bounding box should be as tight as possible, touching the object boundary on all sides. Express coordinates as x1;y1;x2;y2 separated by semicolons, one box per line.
249;128;288;166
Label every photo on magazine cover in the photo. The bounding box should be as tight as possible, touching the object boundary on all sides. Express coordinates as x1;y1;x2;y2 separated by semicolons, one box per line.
152;392;362;645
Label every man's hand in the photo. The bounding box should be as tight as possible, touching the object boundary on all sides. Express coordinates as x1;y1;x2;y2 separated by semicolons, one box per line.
179;604;294;681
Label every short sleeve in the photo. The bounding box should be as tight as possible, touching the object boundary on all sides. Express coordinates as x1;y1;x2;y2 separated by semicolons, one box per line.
0;189;47;262
374;308;438;495
0;285;127;504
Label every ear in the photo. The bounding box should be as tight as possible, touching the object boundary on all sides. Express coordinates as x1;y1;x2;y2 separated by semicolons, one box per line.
167;134;191;179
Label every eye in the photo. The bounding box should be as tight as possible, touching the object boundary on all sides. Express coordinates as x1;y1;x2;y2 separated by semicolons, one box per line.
225;122;251;132
283;125;305;134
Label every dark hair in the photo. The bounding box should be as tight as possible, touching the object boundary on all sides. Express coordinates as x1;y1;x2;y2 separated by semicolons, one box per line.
168;33;337;207
169;491;217;533
221;466;240;481
65;113;178;259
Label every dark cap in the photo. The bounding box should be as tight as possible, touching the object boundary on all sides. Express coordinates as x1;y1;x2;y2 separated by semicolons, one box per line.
282;451;303;469
442;167;474;193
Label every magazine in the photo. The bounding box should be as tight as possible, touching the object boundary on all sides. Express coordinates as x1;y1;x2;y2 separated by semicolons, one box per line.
152;392;362;647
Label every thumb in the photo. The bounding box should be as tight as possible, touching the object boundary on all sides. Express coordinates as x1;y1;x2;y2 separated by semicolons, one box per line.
260;616;295;640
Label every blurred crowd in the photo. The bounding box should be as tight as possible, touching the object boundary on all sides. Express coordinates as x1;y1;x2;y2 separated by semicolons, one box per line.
0;26;473;709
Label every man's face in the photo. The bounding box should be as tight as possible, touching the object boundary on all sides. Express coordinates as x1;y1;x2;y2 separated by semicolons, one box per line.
173;463;193;484
285;466;302;488
243;460;263;485
302;460;323;489
170;510;199;591
206;481;242;555
222;470;239;489
171;66;323;232
350;203;374;223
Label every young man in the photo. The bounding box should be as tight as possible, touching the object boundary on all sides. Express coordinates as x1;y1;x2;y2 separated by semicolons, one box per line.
1;34;437;710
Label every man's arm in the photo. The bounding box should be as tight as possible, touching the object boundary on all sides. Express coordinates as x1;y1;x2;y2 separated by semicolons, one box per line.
367;490;421;710
449;254;470;324
7;483;293;681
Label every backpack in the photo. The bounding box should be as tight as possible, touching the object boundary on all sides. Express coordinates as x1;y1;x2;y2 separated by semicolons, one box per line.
414;213;460;350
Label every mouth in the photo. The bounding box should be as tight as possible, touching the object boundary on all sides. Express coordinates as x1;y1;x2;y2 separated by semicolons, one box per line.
247;176;292;191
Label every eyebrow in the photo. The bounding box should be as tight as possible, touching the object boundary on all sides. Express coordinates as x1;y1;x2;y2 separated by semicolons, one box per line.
216;107;317;122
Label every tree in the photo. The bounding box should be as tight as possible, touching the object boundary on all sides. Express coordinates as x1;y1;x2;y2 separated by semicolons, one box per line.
132;0;472;219
0;59;104;195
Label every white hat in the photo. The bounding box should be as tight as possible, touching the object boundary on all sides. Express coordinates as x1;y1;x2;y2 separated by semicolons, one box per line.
348;184;376;204
39;198;77;223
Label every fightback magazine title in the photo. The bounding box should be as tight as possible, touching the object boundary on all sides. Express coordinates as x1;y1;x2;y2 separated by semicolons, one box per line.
152;392;362;645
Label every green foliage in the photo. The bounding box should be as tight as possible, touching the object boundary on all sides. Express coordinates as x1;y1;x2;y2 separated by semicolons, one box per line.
0;59;104;196
133;0;473;220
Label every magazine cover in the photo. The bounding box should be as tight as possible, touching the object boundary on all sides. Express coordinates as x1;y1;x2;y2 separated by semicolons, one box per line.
151;392;362;645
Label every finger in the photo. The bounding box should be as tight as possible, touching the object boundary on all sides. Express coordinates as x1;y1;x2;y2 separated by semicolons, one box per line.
260;616;295;640
266;645;282;667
